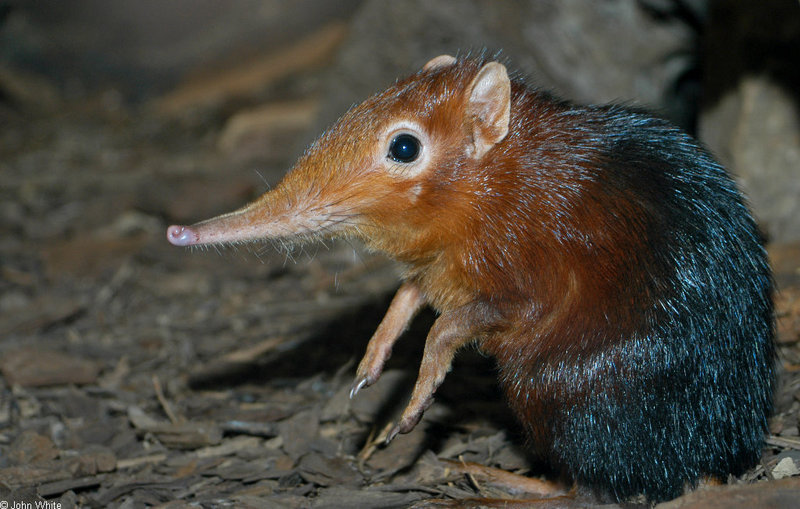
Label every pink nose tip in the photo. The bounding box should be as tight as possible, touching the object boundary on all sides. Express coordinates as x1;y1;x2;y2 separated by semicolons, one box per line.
166;225;197;246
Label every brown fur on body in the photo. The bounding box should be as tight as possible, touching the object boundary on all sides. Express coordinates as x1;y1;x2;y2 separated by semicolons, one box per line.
167;56;775;503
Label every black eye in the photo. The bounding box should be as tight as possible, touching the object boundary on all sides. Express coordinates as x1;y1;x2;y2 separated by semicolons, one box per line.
388;133;421;163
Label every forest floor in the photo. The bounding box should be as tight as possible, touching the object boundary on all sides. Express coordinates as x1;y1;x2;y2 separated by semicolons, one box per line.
2;55;800;509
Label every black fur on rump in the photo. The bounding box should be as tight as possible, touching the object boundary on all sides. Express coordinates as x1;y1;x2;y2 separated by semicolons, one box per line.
501;104;775;503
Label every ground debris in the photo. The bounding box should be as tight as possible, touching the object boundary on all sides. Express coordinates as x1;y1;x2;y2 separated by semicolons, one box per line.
128;405;223;450
0;347;99;387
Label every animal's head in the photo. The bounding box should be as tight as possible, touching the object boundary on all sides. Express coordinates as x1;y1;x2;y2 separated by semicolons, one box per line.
167;56;511;261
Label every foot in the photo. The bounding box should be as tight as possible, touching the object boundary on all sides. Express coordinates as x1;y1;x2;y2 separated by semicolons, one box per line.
386;392;434;443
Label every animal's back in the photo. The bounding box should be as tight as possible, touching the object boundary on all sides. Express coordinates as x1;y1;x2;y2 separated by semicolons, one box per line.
479;97;775;501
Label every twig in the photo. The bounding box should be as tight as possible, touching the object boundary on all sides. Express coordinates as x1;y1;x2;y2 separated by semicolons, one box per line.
152;375;181;424
357;422;395;467
459;454;485;496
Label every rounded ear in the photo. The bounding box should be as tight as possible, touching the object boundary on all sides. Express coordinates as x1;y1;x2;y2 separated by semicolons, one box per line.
465;62;510;159
423;54;456;71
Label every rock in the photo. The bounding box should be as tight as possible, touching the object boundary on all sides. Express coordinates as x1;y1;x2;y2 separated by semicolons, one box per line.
699;76;800;243
772;456;800;480
698;0;800;243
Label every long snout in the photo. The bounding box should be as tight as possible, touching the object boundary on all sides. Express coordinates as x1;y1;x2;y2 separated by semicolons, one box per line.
165;188;350;248
165;200;285;247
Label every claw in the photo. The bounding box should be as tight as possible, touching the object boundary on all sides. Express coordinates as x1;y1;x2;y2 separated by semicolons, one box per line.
385;423;401;444
385;404;428;444
350;377;368;399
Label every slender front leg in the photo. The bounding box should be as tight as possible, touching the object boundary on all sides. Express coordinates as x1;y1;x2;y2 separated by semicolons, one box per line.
350;281;426;398
387;300;500;442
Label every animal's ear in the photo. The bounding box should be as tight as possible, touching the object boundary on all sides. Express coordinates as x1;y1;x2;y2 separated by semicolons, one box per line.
423;54;456;71
465;62;510;159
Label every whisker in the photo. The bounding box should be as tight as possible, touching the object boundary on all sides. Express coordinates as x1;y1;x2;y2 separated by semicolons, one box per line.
254;169;272;188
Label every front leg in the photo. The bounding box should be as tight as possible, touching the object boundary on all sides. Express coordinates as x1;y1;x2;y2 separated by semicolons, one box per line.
351;281;426;398
387;300;501;442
